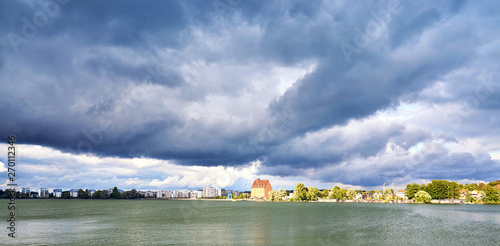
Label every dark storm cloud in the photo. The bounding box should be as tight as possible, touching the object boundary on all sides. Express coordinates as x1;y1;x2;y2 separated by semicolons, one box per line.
1;0;500;187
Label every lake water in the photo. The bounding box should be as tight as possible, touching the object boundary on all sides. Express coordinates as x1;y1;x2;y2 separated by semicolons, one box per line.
2;200;499;245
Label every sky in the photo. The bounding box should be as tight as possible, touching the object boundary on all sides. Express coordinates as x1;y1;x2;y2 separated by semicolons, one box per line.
1;0;499;192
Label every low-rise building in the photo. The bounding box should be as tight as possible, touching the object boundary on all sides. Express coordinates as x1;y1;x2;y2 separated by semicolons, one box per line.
88;189;96;197
396;190;406;199
69;189;79;198
53;189;63;198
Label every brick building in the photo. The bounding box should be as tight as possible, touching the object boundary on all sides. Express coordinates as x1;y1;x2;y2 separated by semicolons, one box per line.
251;179;272;199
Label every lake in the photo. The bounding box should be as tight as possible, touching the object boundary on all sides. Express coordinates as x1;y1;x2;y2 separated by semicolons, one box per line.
2;200;499;245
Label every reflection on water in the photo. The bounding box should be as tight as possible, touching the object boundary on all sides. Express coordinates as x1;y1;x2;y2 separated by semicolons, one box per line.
4;200;500;245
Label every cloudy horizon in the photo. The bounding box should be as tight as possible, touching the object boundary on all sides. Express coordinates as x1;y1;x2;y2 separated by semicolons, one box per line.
1;0;499;192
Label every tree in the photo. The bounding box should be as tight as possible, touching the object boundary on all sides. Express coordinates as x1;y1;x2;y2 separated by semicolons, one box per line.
91;190;101;199
329;186;340;199
321;189;329;198
268;188;286;201
483;186;500;203
306;187;320;201
294;183;307;201
415;190;432;203
77;189;86;199
405;183;419;200
61;191;70;199
448;181;460;199
125;189;138;199
338;188;347;199
383;188;393;201
111;187;120;199
346;188;356;200
100;190;109;199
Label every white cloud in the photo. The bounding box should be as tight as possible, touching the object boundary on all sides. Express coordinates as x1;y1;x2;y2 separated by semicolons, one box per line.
0;161;6;173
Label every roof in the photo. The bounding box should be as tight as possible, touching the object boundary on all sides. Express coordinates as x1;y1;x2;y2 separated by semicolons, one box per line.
397;190;404;193
251;179;271;188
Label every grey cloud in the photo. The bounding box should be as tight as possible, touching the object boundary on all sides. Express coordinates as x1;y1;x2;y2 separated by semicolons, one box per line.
1;0;500;189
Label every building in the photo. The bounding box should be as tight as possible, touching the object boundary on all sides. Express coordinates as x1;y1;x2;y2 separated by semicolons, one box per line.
220;189;227;197
189;190;198;199
157;190;173;199
251;179;272;199
177;189;191;198
88;189;96;197
139;190;156;198
70;189;79;198
53;189;62;198
203;187;219;198
21;187;30;195
396;190;406;199
39;188;49;198
233;191;240;197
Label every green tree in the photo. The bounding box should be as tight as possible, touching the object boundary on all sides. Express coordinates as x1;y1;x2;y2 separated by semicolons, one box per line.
346;188;356;200
383;188;393;201
329;186;340;199
294;183;307;201
91;190;101;199
77;189;86;199
415;190;432;203
339;188;347;199
321;189;329;198
111;187;120;199
126;189;138;199
483;186;499;203
306;187;320;201
100;190;109;199
405;183;419;200
448;181;460;199
61;191;70;199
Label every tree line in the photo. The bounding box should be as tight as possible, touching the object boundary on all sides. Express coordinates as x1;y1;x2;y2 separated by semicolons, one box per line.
405;180;500;203
272;180;500;203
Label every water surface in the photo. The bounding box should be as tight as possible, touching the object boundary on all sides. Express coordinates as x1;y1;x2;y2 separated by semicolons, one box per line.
2;200;499;245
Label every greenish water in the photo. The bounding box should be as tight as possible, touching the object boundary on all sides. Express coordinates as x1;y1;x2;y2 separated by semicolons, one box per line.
1;200;499;245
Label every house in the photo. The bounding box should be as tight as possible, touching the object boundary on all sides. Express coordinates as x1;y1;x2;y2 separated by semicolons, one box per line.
53;189;62;198
39;188;49;198
363;193;374;200
459;190;468;200
88;189;96;197
69;189;79;198
355;193;363;200
250;179;272;199
396;190;406;199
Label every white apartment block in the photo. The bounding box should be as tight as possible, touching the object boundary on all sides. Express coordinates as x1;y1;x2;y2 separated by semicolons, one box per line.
39;188;49;198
